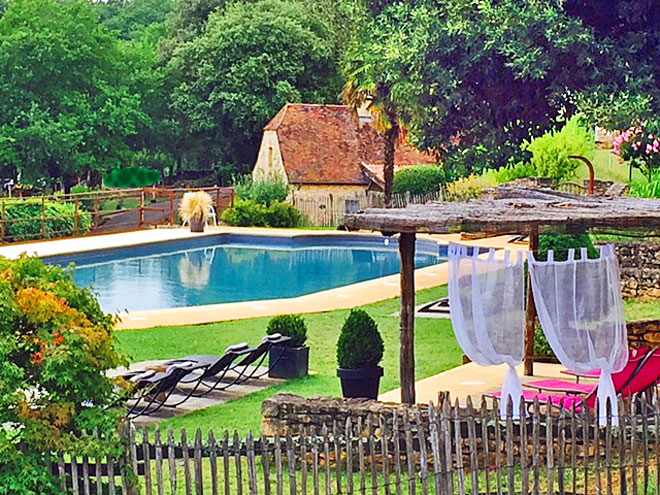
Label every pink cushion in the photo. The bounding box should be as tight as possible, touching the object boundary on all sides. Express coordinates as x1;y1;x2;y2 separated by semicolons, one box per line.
525;379;595;394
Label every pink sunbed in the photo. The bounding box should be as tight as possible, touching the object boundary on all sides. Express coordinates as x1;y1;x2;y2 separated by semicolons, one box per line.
560;368;601;382
486;348;660;412
525;347;651;394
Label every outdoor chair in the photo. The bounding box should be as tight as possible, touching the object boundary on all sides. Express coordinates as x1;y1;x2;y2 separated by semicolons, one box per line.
224;333;291;384
485;348;660;413
524;347;650;395
169;333;292;387
560;368;601;383
125;361;207;418
166;342;257;396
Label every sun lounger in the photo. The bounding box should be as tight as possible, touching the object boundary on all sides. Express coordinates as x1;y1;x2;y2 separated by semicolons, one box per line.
560;368;601;382
486;348;660;413
126;361;205;418
525;348;650;395
167;343;257;396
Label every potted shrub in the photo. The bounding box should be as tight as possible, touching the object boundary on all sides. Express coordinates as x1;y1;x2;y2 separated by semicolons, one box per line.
179;191;213;232
336;309;384;399
267;314;309;379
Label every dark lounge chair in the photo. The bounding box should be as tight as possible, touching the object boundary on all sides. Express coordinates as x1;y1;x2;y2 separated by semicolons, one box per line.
125;361;205;418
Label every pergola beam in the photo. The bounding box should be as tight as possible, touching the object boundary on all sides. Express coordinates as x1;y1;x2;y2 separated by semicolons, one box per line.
343;187;660;404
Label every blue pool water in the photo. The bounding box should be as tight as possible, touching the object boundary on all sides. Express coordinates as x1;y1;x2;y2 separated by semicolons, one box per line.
45;234;448;313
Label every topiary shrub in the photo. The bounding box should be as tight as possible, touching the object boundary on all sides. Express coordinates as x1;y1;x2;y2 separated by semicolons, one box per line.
0;255;126;494
267;314;308;347
337;309;384;369
393;166;445;195
537;234;599;262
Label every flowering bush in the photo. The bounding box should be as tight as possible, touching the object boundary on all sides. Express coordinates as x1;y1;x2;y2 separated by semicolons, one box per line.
613;127;660;181
0;255;127;494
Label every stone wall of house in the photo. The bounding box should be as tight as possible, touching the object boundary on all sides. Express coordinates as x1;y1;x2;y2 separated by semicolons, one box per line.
612;242;660;299
627;320;660;348
261;393;430;436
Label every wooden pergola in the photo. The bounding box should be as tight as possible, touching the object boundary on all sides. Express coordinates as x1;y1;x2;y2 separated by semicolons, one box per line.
342;187;660;404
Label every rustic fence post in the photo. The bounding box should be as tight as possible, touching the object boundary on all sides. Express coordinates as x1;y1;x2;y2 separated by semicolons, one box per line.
40;196;46;238
74;199;80;236
93;195;99;230
138;190;145;229
170;191;175;225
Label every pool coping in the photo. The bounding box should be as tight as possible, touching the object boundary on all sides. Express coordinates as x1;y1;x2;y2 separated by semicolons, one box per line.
0;227;526;330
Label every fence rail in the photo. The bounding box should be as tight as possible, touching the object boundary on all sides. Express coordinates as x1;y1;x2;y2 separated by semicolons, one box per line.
0;186;234;243
54;395;660;494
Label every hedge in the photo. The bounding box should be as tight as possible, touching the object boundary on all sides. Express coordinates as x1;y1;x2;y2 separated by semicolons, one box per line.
3;200;92;242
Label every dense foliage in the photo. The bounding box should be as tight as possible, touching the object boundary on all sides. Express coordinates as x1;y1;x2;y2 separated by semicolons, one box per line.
0;256;125;494
393;166;444;195
346;0;660;178
103;166;162;188
613;127;660;182
336;309;384;369
4;200;92;242
221;200;302;228
0;0;151;191
266;314;308;347
0;0;659;189
167;0;344;176
523;117;594;183
537;234;599;262
234;178;290;207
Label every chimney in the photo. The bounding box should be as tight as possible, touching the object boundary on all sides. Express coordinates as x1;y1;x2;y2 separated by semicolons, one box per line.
357;99;373;125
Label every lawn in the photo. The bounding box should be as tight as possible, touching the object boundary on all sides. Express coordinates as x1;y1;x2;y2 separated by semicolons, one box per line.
117;282;660;435
117;285;462;434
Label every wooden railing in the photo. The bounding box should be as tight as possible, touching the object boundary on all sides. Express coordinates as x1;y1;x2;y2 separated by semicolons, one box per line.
54;395;660;494
0;186;234;243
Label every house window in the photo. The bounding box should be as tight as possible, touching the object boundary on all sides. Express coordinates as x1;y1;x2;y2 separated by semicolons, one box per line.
268;147;274;167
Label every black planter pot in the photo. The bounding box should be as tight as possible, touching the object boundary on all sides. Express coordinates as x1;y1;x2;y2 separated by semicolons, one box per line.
269;345;309;379
190;216;205;233
337;366;383;399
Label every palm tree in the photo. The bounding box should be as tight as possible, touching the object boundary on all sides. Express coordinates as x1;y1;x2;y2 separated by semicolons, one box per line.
343;79;400;208
342;3;429;208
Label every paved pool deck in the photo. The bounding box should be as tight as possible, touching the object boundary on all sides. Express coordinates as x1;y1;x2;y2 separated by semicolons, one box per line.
378;361;587;407
0;227;526;330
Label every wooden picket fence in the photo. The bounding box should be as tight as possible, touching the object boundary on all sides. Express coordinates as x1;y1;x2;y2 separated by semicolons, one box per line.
53;394;660;494
391;188;444;208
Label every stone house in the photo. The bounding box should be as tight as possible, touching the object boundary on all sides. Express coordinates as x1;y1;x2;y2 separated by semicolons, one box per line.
252;104;433;223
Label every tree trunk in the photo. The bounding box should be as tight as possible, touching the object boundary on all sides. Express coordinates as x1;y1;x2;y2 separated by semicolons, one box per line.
383;119;398;208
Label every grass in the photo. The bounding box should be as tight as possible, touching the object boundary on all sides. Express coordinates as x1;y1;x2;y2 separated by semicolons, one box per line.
116;280;660;435
117;285;462;434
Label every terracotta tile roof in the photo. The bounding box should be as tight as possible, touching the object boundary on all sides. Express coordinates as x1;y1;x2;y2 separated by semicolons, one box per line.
263;104;433;185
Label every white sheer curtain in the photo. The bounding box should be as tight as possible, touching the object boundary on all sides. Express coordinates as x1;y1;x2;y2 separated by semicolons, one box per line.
448;244;526;418
529;244;628;425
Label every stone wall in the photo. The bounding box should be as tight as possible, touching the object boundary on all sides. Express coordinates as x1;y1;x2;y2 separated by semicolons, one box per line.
627;320;660;348
261;393;429;436
612;242;660;299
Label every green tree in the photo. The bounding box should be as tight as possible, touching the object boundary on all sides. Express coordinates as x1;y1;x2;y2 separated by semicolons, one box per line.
0;0;150;190
167;0;343;181
343;2;431;206
97;0;176;40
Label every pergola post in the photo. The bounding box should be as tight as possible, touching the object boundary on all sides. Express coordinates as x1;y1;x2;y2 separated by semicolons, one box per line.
399;232;416;404
524;230;539;376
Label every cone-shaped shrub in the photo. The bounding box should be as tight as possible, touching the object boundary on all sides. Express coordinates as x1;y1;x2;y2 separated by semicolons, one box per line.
337;309;384;369
267;314;308;347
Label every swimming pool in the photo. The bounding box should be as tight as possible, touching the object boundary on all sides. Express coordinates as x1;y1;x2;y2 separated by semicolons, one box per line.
45;234;449;313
